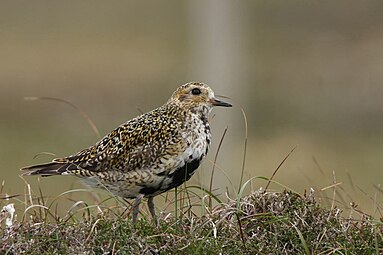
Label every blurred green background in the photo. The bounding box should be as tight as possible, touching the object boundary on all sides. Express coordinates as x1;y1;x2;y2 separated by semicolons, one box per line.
2;0;383;216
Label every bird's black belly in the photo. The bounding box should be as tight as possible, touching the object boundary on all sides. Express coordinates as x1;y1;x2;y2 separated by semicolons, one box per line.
139;157;202;196
168;158;201;189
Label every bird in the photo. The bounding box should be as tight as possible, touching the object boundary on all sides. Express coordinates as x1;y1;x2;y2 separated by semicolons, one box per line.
21;82;232;225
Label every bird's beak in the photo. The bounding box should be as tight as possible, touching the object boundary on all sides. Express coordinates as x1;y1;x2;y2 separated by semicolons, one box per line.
210;98;232;107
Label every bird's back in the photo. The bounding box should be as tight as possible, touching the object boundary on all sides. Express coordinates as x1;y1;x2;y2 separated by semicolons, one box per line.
23;103;211;198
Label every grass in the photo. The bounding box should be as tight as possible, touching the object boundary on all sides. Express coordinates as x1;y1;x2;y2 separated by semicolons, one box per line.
1;189;382;254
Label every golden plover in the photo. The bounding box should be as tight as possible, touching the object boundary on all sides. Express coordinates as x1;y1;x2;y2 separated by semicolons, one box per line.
22;82;232;224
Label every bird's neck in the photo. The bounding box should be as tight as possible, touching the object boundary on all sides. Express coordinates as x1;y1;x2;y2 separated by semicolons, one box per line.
166;101;209;116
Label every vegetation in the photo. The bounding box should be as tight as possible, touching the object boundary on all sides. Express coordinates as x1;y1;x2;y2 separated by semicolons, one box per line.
1;189;382;254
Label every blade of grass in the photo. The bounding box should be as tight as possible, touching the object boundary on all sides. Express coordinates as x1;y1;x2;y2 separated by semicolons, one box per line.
292;224;310;255
22;204;49;220
235;212;247;249
238;106;248;194
86;218;101;242
236;176;267;210
205;158;236;195
265;145;297;191
209;126;228;209
217;95;248;195
186;185;223;204
24;96;101;139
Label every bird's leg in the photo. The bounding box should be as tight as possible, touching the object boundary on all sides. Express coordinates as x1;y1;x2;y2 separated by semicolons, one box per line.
132;194;144;224
147;196;158;226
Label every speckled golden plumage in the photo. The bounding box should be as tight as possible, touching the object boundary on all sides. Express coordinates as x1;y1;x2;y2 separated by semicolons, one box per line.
21;82;232;224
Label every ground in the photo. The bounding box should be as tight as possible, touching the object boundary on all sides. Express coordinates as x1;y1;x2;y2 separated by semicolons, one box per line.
1;190;382;254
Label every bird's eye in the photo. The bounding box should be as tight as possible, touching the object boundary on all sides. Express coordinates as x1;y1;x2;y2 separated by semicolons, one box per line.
191;88;201;95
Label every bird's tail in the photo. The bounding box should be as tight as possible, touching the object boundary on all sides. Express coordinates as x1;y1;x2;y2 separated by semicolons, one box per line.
21;162;71;177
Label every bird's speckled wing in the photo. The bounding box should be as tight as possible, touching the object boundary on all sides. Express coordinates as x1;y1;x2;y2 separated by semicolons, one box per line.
53;105;184;175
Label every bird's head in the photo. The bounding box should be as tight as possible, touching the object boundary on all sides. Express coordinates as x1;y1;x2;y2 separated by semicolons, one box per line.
168;82;232;114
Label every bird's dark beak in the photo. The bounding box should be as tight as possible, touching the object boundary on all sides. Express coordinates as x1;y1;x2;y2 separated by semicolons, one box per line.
210;98;232;107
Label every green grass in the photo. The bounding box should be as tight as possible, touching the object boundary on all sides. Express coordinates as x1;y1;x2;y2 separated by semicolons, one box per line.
1;190;382;254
